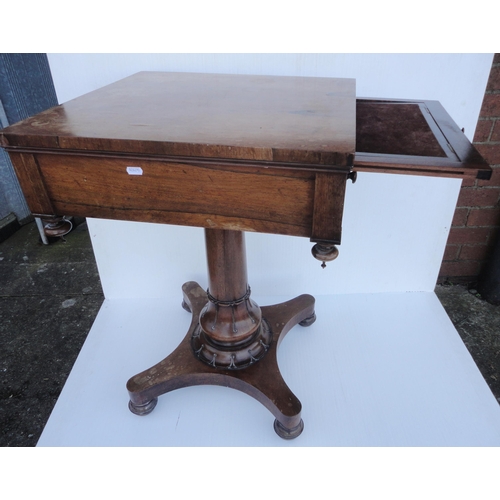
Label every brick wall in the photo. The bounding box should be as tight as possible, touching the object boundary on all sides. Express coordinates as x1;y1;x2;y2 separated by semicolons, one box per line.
439;54;500;283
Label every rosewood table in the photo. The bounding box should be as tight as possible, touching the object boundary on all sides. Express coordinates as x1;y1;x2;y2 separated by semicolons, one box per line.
0;72;490;439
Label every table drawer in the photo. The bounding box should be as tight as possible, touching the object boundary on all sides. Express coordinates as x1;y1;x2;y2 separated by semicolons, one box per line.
10;151;348;242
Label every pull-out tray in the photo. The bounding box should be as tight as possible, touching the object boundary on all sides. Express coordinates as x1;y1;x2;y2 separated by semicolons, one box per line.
355;98;491;180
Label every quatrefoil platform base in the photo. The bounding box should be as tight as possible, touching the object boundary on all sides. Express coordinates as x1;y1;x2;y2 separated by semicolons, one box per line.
126;281;316;440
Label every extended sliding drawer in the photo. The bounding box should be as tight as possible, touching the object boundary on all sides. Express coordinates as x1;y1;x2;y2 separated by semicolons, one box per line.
354;98;491;180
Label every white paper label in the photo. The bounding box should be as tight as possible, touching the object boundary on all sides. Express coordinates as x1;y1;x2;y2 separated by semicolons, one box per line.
126;166;143;175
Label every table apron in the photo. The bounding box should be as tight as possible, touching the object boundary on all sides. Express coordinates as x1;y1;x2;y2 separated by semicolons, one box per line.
9;151;347;243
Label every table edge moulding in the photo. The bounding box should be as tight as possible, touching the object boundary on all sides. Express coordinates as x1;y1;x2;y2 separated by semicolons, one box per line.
0;71;491;439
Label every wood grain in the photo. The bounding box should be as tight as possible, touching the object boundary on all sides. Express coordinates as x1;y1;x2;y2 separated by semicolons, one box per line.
9;153;55;216
0;72;356;166
35;153;317;238
311;173;347;244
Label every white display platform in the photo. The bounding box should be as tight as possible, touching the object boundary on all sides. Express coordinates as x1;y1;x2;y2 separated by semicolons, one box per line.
37;292;500;446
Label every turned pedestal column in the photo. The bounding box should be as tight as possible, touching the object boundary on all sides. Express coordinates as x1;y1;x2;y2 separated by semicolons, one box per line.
191;229;272;370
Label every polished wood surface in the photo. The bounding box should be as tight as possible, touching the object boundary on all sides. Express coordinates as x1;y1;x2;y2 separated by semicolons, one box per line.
127;280;315;439
0;71;356;166
2;72;356;244
311;173;347;243
9;150;322;239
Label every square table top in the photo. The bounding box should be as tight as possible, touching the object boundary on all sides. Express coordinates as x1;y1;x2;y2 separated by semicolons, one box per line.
0;71;356;168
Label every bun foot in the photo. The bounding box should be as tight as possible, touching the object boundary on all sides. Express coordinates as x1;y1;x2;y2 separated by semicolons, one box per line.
299;312;316;327
128;398;158;416
274;418;304;440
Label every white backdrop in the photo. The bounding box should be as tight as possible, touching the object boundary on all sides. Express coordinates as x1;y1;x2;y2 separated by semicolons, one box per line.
46;54;493;298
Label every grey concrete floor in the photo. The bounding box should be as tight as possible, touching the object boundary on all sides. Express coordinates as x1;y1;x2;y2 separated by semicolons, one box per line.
1;220;499;446
435;283;500;405
0;220;104;446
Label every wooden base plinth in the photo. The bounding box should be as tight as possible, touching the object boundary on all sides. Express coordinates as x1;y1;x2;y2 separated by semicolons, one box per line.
127;281;315;439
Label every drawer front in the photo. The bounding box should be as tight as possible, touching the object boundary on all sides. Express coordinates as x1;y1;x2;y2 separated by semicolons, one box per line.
39;153;315;238
10;152;347;242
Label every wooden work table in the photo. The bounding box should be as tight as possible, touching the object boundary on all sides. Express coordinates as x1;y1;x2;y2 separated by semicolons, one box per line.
0;72;490;439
